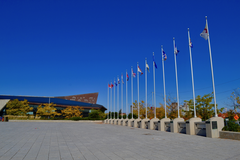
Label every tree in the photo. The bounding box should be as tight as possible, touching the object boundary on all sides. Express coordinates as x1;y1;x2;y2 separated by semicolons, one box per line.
230;89;240;112
36;103;61;119
184;93;224;121
88;109;105;119
61;106;83;119
6;99;33;116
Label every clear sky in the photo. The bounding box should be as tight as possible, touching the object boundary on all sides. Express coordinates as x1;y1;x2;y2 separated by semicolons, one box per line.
1;0;240;113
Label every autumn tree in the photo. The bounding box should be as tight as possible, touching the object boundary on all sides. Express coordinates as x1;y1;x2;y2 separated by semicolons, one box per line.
61;106;83;119
6;99;33;116
184;93;224;121
36;103;61;119
132;100;146;118
230;89;240;112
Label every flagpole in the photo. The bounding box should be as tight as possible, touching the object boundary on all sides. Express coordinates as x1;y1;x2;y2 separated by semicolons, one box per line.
205;16;218;117
121;73;123;119
162;46;167;118
126;70;128;118
107;83;109;119
114;78;115;119
137;62;140;119
131;66;133;119
110;81;112;119
117;76;119;119
173;38;180;118
188;28;197;118
145;58;147;119
153;52;156;119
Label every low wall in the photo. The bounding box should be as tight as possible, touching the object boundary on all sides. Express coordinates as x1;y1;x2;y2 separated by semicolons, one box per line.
9;120;104;123
219;131;240;140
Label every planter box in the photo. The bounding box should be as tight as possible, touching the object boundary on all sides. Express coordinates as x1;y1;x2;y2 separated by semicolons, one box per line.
219;131;240;140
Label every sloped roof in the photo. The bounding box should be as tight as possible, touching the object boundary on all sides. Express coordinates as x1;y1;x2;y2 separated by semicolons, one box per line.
55;92;98;104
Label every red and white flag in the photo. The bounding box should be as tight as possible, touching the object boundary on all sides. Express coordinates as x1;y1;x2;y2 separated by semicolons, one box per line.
138;66;143;75
200;23;208;40
132;70;136;78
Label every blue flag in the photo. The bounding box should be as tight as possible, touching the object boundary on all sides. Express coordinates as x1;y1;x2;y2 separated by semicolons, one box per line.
162;50;167;61
153;54;157;69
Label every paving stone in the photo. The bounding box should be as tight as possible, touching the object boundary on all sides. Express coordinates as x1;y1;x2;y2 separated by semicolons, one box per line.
0;122;239;160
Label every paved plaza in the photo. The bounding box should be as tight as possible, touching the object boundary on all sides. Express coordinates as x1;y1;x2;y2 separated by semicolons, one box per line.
0;122;239;160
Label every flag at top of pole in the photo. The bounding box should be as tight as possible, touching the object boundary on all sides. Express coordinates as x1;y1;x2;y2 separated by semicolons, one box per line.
118;78;120;84
200;16;218;117
138;66;143;75
121;75;124;84
162;50;167;61
189;38;193;48
153;53;157;69
146;63;150;72
132;70;136;78
127;73;129;81
174;43;180;55
200;23;208;40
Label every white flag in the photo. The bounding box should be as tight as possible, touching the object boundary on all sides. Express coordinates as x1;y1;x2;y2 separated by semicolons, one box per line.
200;23;208;40
146;63;150;72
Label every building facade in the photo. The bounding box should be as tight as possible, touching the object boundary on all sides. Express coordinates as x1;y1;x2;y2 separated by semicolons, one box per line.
0;93;105;117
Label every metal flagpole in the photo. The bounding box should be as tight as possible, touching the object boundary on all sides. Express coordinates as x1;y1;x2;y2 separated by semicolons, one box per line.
153;52;156;118
117;76;119;119
107;83;109;119
188;28;197;118
152;92;153;107
173;39;180;118
114;78;115;119
162;46;167;118
110;81;112;119
131;67;133;119
137;62;140;119
205;16;218;117
126;70;128;118
145;58;147;119
121;74;123;119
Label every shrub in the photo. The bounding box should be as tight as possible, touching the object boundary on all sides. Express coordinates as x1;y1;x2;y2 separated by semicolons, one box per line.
222;121;240;132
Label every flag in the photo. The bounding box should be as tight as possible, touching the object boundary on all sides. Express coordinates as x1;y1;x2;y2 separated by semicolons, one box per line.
132;70;136;78
153;54;157;69
138;66;143;75
200;23;208;40
115;81;117;86
127;73;129;81
146;63;150;72
121;75;124;84
162;50;167;61
174;43;179;55
118;78;120;84
108;84;111;88
111;83;114;88
189;38;193;48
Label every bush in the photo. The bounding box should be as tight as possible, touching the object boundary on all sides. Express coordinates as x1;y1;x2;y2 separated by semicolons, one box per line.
128;113;138;119
223;121;240;132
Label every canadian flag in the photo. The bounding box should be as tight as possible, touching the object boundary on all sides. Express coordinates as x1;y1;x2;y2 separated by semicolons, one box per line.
138;66;143;75
200;23;208;40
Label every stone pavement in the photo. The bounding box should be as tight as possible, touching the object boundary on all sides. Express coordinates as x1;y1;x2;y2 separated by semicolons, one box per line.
0;122;239;160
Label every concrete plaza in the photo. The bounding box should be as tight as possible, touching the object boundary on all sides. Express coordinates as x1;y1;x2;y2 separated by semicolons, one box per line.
0;122;239;160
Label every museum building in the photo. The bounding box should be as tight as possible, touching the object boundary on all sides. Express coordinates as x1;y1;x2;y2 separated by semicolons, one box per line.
0;92;106;117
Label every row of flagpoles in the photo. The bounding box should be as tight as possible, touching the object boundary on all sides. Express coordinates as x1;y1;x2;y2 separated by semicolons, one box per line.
107;16;218;119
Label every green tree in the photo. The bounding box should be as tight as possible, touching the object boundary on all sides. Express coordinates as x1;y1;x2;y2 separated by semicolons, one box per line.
6;99;33;116
36;103;61;119
88;109;105;119
184;93;224;121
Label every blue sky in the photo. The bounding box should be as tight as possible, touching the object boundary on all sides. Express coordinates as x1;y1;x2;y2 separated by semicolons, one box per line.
0;0;240;113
